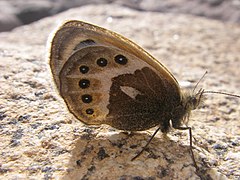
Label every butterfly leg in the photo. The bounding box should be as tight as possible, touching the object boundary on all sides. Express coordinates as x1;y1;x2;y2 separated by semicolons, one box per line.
175;126;199;171
131;126;162;161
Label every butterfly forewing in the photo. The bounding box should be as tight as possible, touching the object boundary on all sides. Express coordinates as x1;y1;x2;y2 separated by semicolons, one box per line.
50;21;179;90
107;67;181;131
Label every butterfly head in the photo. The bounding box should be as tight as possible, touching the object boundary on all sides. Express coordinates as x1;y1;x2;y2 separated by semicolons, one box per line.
181;71;207;113
171;88;205;129
183;88;205;111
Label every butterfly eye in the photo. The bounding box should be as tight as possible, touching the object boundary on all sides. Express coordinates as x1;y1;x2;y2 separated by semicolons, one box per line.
191;97;198;107
81;94;93;103
79;79;90;89
114;54;128;65
79;65;89;74
96;58;108;67
86;108;94;115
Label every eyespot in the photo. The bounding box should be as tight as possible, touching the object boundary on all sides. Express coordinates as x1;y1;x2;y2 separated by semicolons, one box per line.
86;108;94;115
80;39;96;45
96;58;108;67
79;65;89;74
79;79;90;89
114;55;128;65
74;39;96;50
81;94;93;103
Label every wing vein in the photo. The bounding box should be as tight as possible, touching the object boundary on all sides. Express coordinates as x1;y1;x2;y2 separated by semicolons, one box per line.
140;69;158;97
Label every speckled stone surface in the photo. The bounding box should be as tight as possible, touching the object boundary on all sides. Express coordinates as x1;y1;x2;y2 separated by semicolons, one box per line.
0;4;239;180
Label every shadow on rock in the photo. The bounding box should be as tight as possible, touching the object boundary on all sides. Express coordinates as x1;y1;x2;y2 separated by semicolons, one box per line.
61;127;214;179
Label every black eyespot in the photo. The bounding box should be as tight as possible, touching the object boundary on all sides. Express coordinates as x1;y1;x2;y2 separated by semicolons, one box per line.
80;39;96;46
82;94;93;103
79;79;90;89
86;108;94;115
114;55;128;65
96;58;108;67
79;65;89;74
74;39;96;50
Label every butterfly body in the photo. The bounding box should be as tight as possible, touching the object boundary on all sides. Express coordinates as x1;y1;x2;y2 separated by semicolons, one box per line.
49;20;240;172
49;20;202;133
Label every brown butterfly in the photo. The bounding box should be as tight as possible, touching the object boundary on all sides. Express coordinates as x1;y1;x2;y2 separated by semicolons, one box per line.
49;20;240;171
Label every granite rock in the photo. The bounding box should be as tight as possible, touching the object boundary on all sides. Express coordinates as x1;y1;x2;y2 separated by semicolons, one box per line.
0;4;239;180
0;0;240;32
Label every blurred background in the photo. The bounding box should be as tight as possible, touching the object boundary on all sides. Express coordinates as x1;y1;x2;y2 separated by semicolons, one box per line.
0;0;240;32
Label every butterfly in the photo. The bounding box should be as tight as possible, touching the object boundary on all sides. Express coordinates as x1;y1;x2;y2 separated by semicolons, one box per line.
48;20;240;171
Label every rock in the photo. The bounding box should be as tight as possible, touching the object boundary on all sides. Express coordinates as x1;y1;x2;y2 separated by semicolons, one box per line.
15;1;53;25
1;0;240;32
0;0;113;32
0;1;22;32
0;4;239;179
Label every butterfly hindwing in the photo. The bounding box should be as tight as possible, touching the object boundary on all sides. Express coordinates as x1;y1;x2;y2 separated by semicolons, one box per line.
49;20;181;130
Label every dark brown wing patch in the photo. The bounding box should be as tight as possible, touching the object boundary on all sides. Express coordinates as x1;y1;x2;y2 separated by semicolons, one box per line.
106;67;181;131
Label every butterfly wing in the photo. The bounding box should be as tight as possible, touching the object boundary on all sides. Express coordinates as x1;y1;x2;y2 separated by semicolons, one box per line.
49;20;181;130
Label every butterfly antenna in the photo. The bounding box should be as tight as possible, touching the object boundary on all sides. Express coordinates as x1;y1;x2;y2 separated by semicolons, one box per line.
203;91;240;98
193;71;208;93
